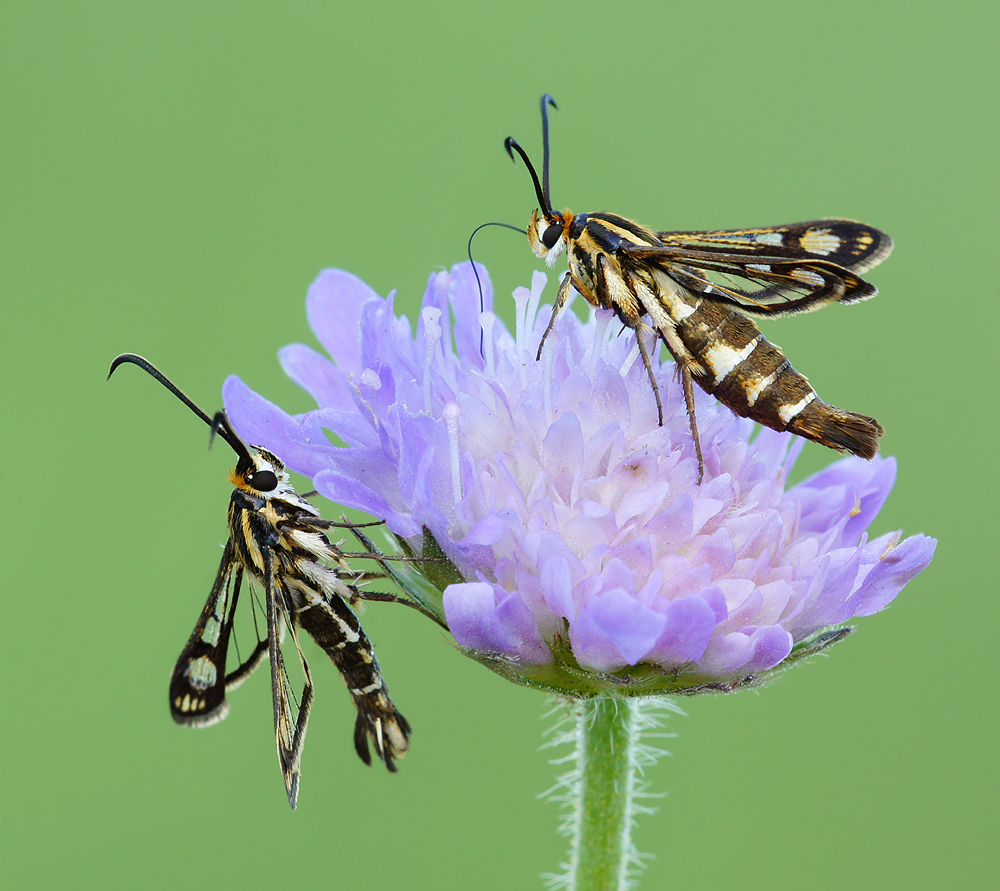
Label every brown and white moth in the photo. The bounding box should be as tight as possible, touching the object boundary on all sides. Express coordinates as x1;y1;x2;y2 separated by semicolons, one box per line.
109;353;416;810
505;95;893;481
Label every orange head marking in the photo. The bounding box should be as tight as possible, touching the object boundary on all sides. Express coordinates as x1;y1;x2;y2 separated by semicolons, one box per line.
229;466;250;490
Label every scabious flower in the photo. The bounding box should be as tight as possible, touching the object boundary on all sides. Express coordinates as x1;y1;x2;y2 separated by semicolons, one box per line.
223;262;935;696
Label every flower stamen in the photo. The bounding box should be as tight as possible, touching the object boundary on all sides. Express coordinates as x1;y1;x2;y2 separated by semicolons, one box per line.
588;308;613;383
443;401;463;507
481;311;497;377
421;306;443;412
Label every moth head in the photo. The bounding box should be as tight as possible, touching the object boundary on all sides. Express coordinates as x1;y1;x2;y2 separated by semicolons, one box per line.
527;208;570;266
229;447;291;497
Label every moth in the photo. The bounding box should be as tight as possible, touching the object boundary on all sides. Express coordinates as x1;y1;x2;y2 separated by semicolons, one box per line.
505;95;893;480
109;353;416;810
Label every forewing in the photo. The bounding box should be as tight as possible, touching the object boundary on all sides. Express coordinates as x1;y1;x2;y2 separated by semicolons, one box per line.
626;219;892;316
169;540;249;727
266;563;314;811
655;220;892;273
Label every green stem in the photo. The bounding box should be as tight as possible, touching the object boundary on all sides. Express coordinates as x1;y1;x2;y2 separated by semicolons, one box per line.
543;697;646;891
573;697;640;890
545;697;678;890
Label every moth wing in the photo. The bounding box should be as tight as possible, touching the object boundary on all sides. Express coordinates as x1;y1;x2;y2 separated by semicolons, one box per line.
266;569;314;811
654;220;892;273
169;541;260;727
625;219;892;317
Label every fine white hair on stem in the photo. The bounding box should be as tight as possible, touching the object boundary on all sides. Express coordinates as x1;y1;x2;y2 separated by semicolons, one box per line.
539;697;683;891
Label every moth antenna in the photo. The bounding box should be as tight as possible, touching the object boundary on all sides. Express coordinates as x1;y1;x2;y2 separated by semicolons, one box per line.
108;352;254;466
467;221;528;357
208;411;255;465
539;94;558;210
504;137;551;217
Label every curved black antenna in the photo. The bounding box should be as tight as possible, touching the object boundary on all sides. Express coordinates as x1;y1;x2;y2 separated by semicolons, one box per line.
209;410;250;461
467;221;529;357
539;94;558;210
108;352;254;467
505;137;551;217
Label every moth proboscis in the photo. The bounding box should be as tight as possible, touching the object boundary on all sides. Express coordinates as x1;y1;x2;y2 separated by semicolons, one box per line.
504;95;893;481
109;353;437;810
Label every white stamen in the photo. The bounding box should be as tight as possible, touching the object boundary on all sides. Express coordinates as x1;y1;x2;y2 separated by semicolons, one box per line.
619;338;641;379
513;286;531;354
443;401;463;505
588;308;613;382
361;368;381;390
421;307;442;410
880;530;902;559
526;271;547;341
480;311;496;377
543;336;555;427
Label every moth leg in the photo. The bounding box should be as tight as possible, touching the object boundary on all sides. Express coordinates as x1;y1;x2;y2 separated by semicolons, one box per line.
346;524;451;628
645;306;707;483
678;364;705;484
536;270;574;360
633;327;665;427
355;588;450;629
308;516;386;529
335;551;442;563
635;325;705;481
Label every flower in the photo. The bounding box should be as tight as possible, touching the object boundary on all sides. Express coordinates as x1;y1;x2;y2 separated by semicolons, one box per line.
224;263;935;696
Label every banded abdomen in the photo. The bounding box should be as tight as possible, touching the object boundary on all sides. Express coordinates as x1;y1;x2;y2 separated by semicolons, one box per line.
668;293;883;458
283;557;411;771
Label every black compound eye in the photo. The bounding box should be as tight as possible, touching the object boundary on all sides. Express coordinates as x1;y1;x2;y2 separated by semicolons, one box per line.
542;223;563;250
249;469;278;492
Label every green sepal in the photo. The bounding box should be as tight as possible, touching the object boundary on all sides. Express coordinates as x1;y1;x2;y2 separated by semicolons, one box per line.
456;625;856;699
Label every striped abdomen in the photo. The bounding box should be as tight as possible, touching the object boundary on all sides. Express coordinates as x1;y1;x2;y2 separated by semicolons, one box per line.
672;296;882;458
286;566;410;770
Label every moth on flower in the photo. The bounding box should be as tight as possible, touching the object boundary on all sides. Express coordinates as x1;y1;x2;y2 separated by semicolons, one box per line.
504;95;893;481
108;353;420;810
222;264;936;695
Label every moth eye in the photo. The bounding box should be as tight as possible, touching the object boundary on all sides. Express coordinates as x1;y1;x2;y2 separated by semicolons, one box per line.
542;223;563;250
249;469;278;492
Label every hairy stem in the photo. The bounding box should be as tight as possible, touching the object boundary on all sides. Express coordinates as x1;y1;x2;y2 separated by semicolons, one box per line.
543;697;677;891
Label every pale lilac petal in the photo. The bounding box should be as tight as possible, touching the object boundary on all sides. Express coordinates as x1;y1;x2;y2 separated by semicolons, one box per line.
445;582;548;661
278;344;354;413
586;588;667;667
648;595;719;664
444;582;511;652
852;533;937;616
306;269;380;372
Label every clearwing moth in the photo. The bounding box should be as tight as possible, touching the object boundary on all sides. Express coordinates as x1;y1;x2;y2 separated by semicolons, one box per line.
109;353;425;809
505;95;892;481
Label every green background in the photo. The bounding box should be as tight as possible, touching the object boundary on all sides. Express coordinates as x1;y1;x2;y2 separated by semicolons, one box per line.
3;1;995;888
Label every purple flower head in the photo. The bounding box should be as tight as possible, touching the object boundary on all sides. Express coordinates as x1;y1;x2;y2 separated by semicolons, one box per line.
224;263;935;696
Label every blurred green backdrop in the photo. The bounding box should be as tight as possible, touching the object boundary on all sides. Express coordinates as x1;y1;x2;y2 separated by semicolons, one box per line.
3;1;995;888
